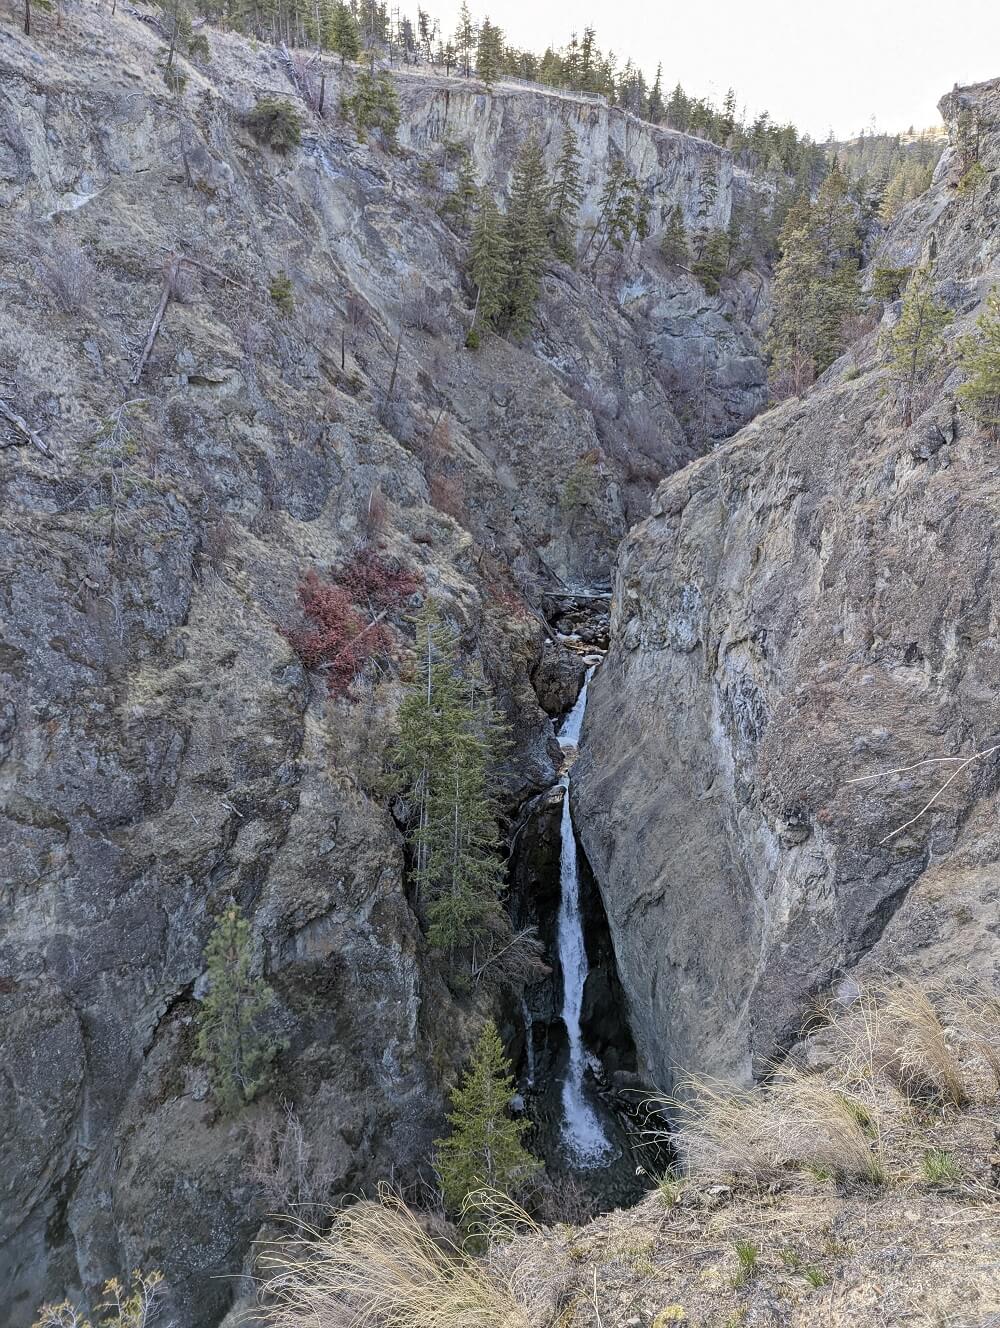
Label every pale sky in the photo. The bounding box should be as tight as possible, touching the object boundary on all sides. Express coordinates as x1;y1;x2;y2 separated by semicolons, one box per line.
427;1;1000;140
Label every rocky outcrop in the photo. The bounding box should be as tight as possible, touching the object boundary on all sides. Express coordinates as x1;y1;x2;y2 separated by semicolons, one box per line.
575;76;1000;1093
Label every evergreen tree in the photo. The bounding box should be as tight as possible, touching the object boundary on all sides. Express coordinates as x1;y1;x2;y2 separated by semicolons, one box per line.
434;1021;541;1216
469;188;509;331
692;229;728;294
647;64;665;123
325;1;360;65
884;264;953;427
393;604;508;954
341;69;399;145
548;127;584;262
443;149;478;231
957;286;1000;438
501;135;549;337
195;907;282;1115
475;16;503;91
660;204;689;268
454;0;476;77
585;157;643;270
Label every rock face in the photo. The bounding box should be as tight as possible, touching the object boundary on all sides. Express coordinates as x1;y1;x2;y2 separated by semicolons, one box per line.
574;77;1000;1093
0;4;776;1324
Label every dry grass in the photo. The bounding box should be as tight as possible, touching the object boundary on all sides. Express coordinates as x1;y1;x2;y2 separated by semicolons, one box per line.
854;980;968;1107
665;978;1000;1188
257;1186;534;1328
667;1066;883;1184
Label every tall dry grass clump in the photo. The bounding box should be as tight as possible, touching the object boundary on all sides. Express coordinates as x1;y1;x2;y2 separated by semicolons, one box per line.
257;1186;533;1328
838;979;969;1107
667;1068;883;1184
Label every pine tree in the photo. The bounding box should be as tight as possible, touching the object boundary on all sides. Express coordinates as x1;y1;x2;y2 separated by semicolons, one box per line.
548;127;584;262
443;149;478;231
469;188;509;330
325;1;360;65
454;0;475;77
341;69;399;145
957;285;1000;438
660;204;689;268
393;604;508;954
501;135;549;338
434;1021;541;1216
195;907;282;1115
884;264;953;427
692;229;728;294
647;64;665;123
475;16;503;91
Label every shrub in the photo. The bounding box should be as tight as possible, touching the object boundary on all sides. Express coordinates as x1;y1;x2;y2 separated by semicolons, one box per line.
464;326;481;350
195;906;283;1114
269;272;295;316
246;97;303;153
257;1185;533;1328
871;265;912;302
285;555;420;695
34;234;96;313
34;1269;165;1328
248;1106;341;1223
286;570;391;695
336;547;421;614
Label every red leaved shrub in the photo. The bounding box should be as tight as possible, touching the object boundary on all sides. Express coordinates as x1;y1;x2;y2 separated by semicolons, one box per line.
285;570;391;695
285;554;422;696
336;549;421;614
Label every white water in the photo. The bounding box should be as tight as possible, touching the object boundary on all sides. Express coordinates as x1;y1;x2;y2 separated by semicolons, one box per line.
555;667;613;1166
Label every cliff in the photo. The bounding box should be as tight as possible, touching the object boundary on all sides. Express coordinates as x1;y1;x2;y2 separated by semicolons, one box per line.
575;75;1000;1091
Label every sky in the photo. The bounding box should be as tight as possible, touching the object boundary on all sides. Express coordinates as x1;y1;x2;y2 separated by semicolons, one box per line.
426;0;1000;140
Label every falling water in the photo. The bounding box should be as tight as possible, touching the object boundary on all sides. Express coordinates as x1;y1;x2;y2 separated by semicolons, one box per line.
555;667;614;1166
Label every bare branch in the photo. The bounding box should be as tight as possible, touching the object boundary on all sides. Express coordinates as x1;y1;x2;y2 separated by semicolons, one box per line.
875;745;999;845
0;398;51;457
132;258;180;385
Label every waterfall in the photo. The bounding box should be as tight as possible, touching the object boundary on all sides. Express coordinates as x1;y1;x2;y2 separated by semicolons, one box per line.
555;667;613;1166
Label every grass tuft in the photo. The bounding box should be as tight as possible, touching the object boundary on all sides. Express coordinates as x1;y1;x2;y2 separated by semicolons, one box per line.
257;1185;533;1328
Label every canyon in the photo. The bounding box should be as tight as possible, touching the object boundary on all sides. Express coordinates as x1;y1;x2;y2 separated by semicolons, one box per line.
1;3;999;1325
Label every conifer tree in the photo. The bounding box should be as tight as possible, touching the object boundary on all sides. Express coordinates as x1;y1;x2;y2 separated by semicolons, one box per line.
585;157;643;270
393;604;508;955
692;229;729;295
660;204;689;268
325;1;360;65
444;149;478;231
469;188;509;330
434;1021;541;1215
454;1;475;77
885;264;953;427
195;907;282;1115
342;69;399;145
548;127;584;262
648;64;665;123
958;286;1000;438
501;135;549;337
475;16;503;91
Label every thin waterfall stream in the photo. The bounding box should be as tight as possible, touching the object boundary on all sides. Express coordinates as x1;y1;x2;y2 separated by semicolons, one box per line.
555;666;615;1166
